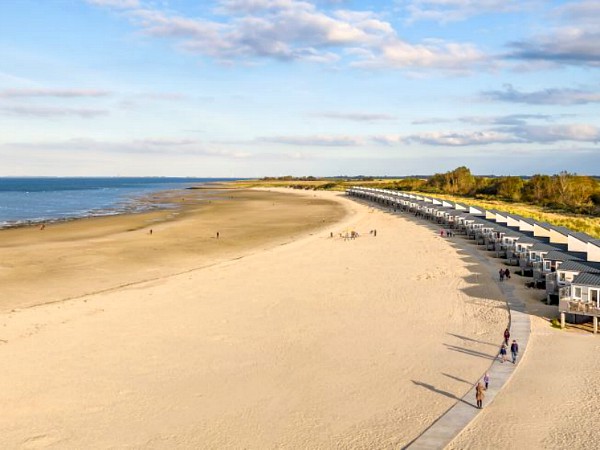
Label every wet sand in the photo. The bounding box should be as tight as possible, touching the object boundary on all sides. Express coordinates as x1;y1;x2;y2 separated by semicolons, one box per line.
0;188;345;312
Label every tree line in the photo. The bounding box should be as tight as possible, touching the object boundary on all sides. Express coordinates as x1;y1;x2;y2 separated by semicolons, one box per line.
393;167;600;215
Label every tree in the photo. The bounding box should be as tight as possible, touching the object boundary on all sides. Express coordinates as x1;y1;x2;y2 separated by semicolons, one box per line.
497;176;524;202
522;174;553;205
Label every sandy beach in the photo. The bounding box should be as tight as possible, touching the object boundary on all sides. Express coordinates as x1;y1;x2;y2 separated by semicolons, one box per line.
0;187;509;448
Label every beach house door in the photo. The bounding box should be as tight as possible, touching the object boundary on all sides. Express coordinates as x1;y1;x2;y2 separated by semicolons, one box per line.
591;288;600;308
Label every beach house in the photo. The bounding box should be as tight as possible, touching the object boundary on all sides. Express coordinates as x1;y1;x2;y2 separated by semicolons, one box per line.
568;232;595;254
558;271;600;333
587;240;600;263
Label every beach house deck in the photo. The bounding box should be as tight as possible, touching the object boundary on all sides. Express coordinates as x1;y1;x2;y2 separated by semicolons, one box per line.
558;272;600;332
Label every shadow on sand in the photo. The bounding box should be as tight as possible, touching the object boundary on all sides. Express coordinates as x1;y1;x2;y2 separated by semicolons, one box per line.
441;372;473;385
411;380;475;408
447;332;499;348
443;343;495;360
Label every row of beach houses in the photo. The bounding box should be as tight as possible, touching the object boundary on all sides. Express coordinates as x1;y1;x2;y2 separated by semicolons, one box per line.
347;187;600;333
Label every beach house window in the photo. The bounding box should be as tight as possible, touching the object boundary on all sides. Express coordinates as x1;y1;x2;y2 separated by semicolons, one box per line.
544;261;551;271
559;272;566;282
574;287;582;299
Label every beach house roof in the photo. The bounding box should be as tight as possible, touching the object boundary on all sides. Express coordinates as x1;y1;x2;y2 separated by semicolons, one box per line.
556;260;600;273
530;243;558;252
549;225;573;235
543;250;582;262
572;272;600;287
516;236;538;244
569;232;595;243
468;206;485;216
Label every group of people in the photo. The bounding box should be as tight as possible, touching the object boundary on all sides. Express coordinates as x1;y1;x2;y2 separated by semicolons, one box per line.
498;268;511;281
335;229;376;240
476;329;520;409
475;372;491;409
500;328;519;364
440;229;453;237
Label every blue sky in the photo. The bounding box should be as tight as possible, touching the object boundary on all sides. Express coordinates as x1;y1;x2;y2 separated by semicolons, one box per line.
0;0;599;177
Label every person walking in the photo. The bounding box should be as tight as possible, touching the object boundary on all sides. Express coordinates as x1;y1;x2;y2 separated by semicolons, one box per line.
475;382;485;409
505;268;511;279
499;344;507;363
511;340;519;364
503;328;510;346
499;268;504;281
484;373;490;390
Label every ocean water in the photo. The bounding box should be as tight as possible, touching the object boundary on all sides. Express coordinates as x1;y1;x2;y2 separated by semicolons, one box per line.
0;177;237;228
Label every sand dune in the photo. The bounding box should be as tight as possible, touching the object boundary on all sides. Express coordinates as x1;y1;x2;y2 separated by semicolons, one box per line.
0;188;507;448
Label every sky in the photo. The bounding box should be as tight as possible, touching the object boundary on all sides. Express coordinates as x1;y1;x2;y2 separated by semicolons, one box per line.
0;0;599;177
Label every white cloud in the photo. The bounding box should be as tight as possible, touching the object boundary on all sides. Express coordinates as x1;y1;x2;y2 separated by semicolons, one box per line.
4;137;252;158
509;124;600;143
404;130;519;146
258;134;365;146
0;88;111;98
482;85;600;105
254;122;600;148
506;1;600;68
412;114;557;126
0;105;109;118
354;38;487;72
557;0;600;25
402;0;532;23
87;0;139;8
312;111;396;122
87;0;489;72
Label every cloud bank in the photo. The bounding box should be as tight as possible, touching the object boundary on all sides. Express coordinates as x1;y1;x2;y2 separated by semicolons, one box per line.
483;85;600;105
88;0;488;73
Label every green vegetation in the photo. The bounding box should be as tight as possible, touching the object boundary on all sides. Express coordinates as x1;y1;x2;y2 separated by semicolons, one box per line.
419;166;600;216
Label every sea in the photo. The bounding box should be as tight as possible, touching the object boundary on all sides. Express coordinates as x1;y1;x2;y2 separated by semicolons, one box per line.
0;177;238;228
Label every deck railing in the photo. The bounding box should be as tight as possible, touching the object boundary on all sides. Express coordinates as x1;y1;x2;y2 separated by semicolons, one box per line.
559;298;600;316
559;286;600;316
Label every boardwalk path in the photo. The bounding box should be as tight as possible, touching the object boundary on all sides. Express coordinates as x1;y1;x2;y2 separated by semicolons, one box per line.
406;229;531;449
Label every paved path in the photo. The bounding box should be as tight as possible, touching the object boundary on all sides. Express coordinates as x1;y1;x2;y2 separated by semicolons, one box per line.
405;237;531;450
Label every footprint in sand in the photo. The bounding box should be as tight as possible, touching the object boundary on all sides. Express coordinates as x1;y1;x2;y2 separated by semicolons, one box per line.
22;431;66;449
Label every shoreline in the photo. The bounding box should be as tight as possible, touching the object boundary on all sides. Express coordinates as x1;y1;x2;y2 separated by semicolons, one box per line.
0;178;240;231
0;184;222;231
0;187;347;312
